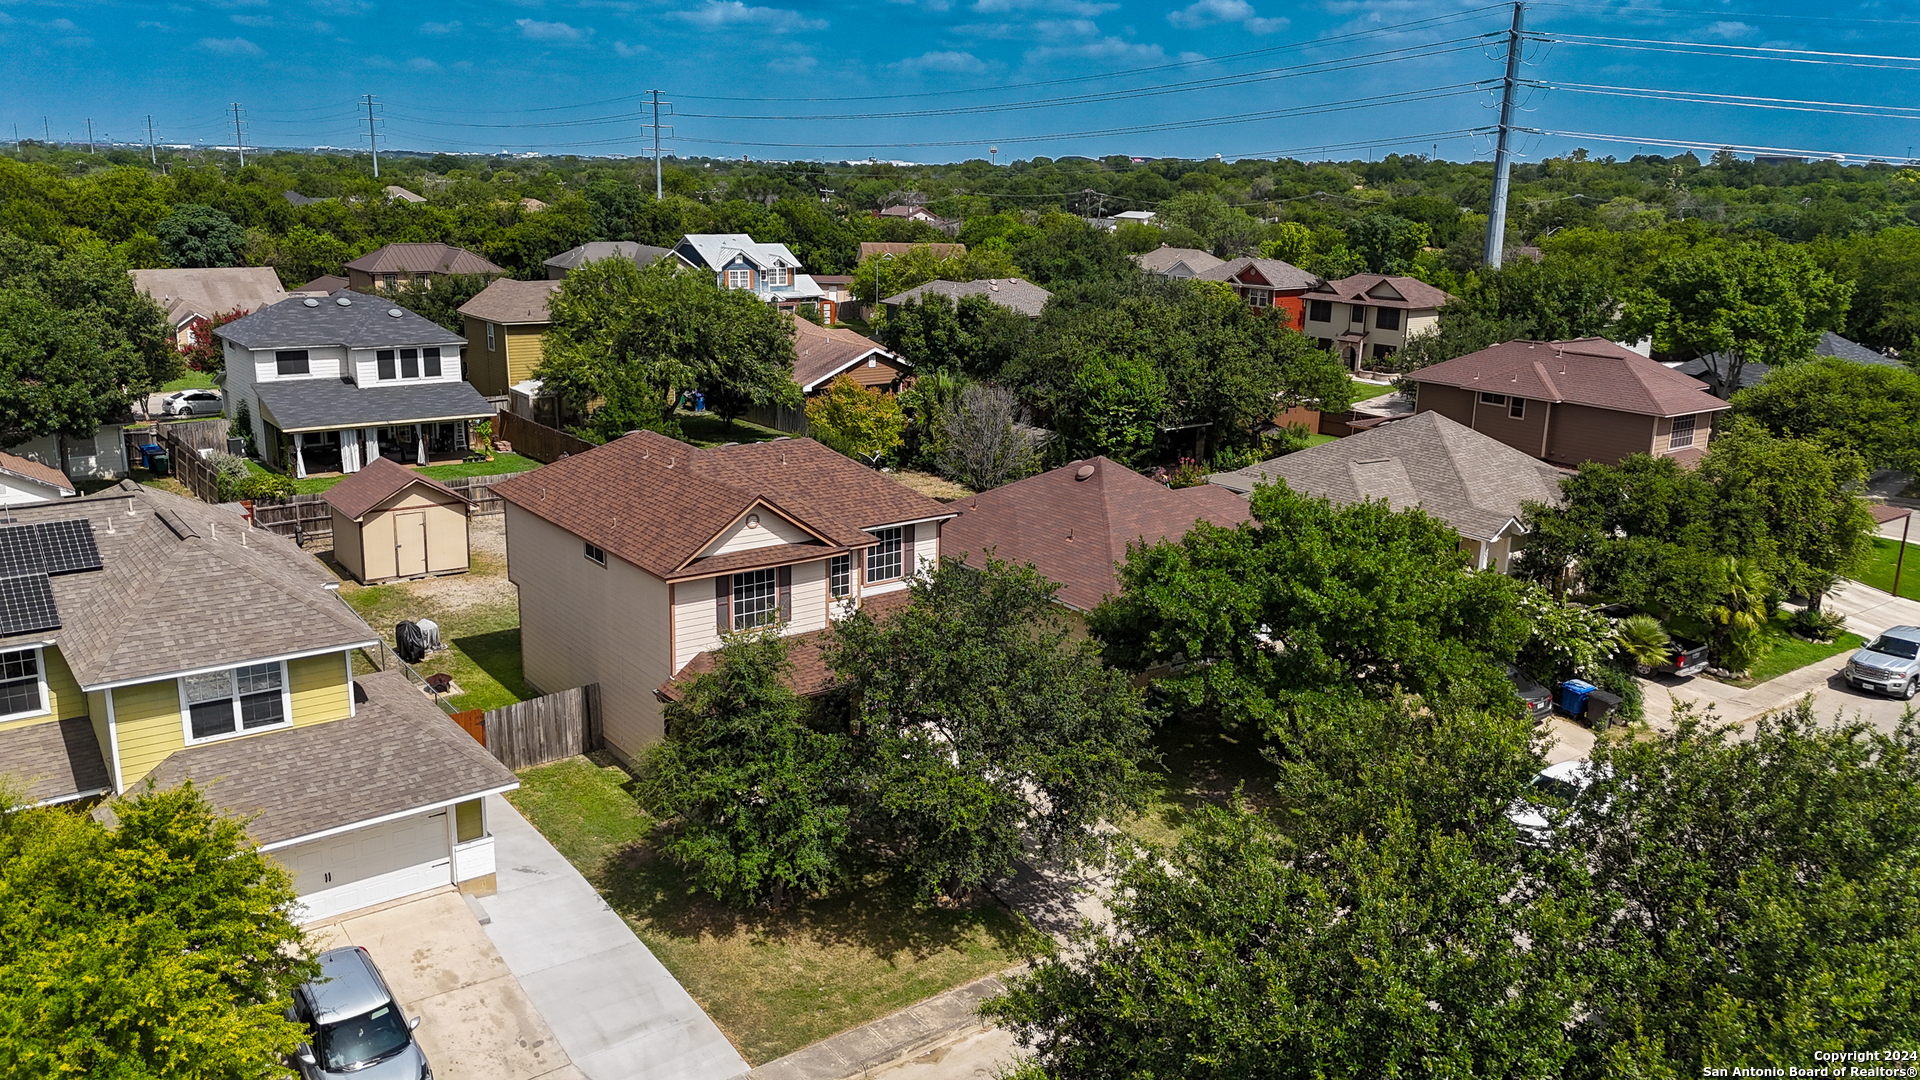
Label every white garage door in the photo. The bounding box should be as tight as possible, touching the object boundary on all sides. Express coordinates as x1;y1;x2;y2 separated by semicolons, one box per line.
281;810;452;922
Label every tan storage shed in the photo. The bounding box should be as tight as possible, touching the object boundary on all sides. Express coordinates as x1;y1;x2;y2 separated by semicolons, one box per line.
324;456;473;584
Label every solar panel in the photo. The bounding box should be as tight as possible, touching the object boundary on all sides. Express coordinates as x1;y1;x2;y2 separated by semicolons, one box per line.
0;573;59;636
0;523;41;577
32;519;101;574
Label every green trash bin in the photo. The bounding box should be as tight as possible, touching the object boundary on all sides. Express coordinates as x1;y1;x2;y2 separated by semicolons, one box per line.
148;449;170;477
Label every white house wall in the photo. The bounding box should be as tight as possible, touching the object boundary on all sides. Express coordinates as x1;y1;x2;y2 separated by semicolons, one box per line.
699;507;815;558
253;345;349;384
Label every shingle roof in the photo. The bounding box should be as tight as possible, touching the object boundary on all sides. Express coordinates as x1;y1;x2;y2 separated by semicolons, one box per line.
1196;257;1318;291
1411;338;1732;419
543;241;673;274
883;278;1052;318
0;717;109;806
322;456;473;520
143;669;517;847
791;317;904;392
1675;331;1903;394
1817;330;1900;367
254;379;493;434
1208;411;1567;542
941;457;1252;611
130;267;289;327
493;432;952;582
857;242;966;262
658;590;913;702
0;450;74;495
0;483;378;688
295;275;350;295
1307;273;1456;310
1132;246;1226;277
344;242;504;277
457;278;560;325
215;293;467;351
675;234;804;272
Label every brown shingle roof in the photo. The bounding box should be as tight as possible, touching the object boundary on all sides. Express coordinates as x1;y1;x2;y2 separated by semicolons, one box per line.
344;242;505;277
0;717;110;806
941;457;1252;611
657;590;912;701
858;242;966;261
883;278;1052;318
1411;338;1733;419
457;277;560;325
791;317;905;392
322;456;472;521
1307;273;1455;310
1132;246;1226;276
130;267;289;326
1196;257;1318;291
492;433;952;582
0;450;74;495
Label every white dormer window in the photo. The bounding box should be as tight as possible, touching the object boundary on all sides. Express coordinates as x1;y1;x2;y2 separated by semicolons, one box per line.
727;269;753;289
275;350;310;376
765;267;790;287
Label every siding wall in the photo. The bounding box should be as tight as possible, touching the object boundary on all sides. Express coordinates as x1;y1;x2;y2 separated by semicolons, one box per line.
1413;383;1476;428
0;645;84;733
88;690;115;791
353;489;469;582
288;652;352;727
507;502;674;759
1544;404;1659;468
1488;396;1551;458
463;315;508;397
505;327;545;388
332;506;366;582
1653;411;1717;458
113;678;185;786
701;507;815;557
252;345;349;385
789;559;830;633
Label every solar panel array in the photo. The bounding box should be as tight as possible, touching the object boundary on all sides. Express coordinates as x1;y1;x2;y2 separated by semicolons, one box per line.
0;574;59;636
0;519;103;577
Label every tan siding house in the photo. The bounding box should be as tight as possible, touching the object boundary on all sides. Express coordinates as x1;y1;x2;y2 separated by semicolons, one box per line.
457;278;560;398
324;457;473;584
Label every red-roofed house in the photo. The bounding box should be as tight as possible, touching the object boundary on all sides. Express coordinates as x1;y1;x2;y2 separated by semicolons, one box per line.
1302;273;1455;370
1407;337;1733;468
941;456;1251;613
749;316;911;433
493;432;955;758
1195;257;1319;326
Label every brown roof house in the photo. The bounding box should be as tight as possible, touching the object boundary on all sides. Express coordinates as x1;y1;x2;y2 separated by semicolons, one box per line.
1407;338;1734;468
1209;411;1567;572
883;277;1052;319
942;457;1252;613
130;267;290;350
344;242;506;293
0;482;515;922
1133;245;1226;279
1301;273;1455;371
493;431;956;759
748;316;911;434
324;456;473;584
542;241;674;280
458;278;562;399
0;450;76;505
1196;257;1320;325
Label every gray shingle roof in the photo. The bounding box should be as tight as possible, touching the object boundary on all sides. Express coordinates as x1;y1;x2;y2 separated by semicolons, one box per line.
883;278;1052;317
1132;246;1226;277
543;241;673;273
130;267;289;326
216;294;467;351
1196;257;1317;291
0;483;378;688
254;379;493;433
1677;331;1903;394
344;242;504;277
0;717;110;806
1207;411;1568;542
143;669;517;847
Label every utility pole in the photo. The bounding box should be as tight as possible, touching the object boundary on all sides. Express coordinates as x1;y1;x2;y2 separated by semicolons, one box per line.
85;118;94;154
643;90;673;199
42;117;49;144
147;115;157;165
1482;2;1526;270
363;94;381;178
231;102;246;167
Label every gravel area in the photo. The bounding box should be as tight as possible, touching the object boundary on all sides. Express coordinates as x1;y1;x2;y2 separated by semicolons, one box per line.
321;513;517;611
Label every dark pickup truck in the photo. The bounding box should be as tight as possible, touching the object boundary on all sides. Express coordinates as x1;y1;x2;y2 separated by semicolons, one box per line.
1593;604;1708;678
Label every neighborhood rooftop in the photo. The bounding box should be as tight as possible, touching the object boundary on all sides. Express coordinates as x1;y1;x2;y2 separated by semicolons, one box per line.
343;242;506;276
215;292;467;350
1307;273;1456;309
457;277;562;325
131;267;289;326
1412;337;1732;418
883;277;1052;317
543;240;673;273
791;317;903;392
322;455;473;520
1197;256;1318;291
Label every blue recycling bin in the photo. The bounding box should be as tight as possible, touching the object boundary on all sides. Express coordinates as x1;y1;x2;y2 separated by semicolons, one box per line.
1559;678;1597;718
140;443;162;468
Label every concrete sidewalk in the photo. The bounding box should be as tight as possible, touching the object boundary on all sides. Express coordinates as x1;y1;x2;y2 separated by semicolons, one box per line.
475;794;750;1080
1826;578;1920;642
747;973;1019;1080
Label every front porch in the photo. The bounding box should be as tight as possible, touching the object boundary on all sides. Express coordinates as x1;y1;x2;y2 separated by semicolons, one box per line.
273;421;474;479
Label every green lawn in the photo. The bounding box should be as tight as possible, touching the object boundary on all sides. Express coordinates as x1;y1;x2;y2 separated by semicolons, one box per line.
1121;716;1280;851
674;412;786;448
1301;432;1338;448
507;756;1037;1065
1707;611;1866;689
290;453;539;495
160;370;216;392
336;557;533;712
1855;537;1920;603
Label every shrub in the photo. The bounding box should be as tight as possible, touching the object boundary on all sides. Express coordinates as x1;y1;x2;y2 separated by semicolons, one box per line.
1786;606;1848;643
209;455;294;502
1616;614;1672;670
1586;661;1644;724
1165;457;1208;489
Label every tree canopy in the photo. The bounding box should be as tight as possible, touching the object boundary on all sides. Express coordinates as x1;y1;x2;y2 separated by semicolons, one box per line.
1731;356;1920;476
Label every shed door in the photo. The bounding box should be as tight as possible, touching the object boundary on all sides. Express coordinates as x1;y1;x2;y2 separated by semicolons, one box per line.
393;511;427;577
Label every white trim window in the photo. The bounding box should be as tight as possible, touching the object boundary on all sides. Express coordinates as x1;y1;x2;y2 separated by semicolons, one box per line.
0;647;49;722
486;322;496;351
865;527;903;584
1669;413;1698;450
765;267;790;287
732;569;778;629
726;268;753;290
182;662;289;743
828;554;852;598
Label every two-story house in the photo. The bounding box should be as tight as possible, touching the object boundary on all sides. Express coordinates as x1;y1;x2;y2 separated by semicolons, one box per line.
343;242;505;292
216;293;495;478
1406;338;1734;468
1300;273;1455;370
1195;257;1319;325
671;234;834;320
0;482;516;921
457;278;560;399
494;432;955;760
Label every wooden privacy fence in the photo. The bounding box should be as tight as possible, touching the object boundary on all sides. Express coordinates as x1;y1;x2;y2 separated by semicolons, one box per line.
495;410;593;464
466;684;602;771
155;429;224;503
159;418;233;452
247;469;528;542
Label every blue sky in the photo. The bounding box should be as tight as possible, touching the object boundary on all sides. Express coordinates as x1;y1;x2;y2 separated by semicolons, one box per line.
2;1;1917;164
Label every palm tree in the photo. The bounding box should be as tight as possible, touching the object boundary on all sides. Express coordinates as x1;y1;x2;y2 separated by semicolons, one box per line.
1707;556;1774;672
1617;613;1672;671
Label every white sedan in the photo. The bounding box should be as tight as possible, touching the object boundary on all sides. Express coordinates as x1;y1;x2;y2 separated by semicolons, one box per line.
161;388;223;417
1508;759;1609;845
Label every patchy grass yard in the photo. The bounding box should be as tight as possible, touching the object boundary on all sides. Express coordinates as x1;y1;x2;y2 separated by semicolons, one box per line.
507;755;1037;1066
1121;717;1280;850
888;470;973;502
160;371;216;392
674;412;786;448
290;454;540;495
1855;536;1920;603
1709;611;1865;689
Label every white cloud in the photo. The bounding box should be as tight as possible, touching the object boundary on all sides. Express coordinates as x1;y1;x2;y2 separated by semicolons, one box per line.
1244;15;1286;33
57;35;92;47
973;0;1115;14
199;35;263;54
1033;18;1100;38
1026;35;1163;62
1703;20;1755;39
230;13;273;26
666;1;826;32
1167;0;1284;33
613;39;648;56
419;20;462;33
769;53;817;73
46;18;78;30
516;17;593;41
894;49;986;72
138;20;172;30
886;0;952;10
407;56;441;70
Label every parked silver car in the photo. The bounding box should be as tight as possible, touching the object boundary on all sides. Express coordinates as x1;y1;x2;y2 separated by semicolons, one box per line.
1845;625;1920;700
290;947;432;1080
160;388;223;417
1507;759;1610;846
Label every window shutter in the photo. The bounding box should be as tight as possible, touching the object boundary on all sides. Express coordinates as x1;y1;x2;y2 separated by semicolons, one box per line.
777;565;791;621
715;576;729;633
902;523;916;578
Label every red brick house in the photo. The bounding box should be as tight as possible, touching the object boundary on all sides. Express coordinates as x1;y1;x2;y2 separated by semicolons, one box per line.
1195;257;1319;326
1406;338;1733;468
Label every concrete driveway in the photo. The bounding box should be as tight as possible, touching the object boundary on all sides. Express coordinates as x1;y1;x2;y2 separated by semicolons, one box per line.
306;888;583;1080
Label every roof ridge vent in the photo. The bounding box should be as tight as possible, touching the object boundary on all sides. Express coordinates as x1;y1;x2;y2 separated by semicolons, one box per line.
155;508;198;540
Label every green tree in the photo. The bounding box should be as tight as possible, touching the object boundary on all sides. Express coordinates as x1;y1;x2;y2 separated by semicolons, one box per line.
154;204;248;269
1259;221;1314;265
874;292;1035;380
1697;418;1875;605
803;375;905;464
1345;212;1431;274
1623;242;1852;397
1399;252;1619;370
1731;356;1920;475
639;630;851;907
383;272;496;335
935;382;1040;491
1007;216;1134;287
852;245;1022;306
0;782;316;1077
828;556;1150;898
1813;226;1920;352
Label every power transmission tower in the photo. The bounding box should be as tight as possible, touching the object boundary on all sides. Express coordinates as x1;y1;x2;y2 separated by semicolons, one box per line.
643;90;674;199
1482;2;1526;270
363;94;382;178
147;115;157;165
231;103;247;167
85;118;94;154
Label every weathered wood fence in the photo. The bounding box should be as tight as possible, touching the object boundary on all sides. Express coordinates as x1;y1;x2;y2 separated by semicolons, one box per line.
159;418;234;452
246;471;527;543
463;684;602;771
495;410;593;464
154;429;224;503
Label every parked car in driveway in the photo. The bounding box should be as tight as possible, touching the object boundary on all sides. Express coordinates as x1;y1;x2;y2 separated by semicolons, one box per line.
291;947;432;1080
1508;759;1609;846
161;388;223;417
1846;625;1920;700
1505;663;1553;720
